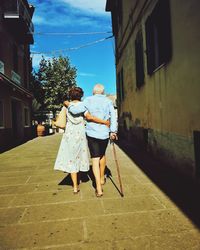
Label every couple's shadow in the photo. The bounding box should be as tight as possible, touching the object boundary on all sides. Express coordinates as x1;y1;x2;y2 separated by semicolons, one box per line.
58;165;112;190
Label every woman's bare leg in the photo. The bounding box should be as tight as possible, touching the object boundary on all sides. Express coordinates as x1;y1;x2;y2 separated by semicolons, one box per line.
71;172;79;193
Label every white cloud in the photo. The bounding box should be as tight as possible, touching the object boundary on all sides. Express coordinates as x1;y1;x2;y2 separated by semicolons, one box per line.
31;2;109;28
31;54;52;69
32;15;46;25
60;0;107;15
31;54;42;69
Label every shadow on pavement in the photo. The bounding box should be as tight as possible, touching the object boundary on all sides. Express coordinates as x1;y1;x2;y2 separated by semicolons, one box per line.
58;166;114;191
58;172;90;186
117;139;200;228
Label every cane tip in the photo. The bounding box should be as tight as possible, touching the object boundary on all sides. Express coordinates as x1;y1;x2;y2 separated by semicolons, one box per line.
121;193;124;197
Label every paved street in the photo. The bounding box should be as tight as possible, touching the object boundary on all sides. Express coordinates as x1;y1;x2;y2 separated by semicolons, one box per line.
0;134;200;249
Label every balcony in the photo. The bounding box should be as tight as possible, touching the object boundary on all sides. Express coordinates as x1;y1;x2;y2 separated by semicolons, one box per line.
3;0;34;44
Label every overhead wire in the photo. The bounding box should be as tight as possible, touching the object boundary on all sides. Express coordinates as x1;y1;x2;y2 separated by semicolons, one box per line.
31;35;113;55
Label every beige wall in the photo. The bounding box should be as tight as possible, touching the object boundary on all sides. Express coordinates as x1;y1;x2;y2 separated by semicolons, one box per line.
118;0;200;135
115;0;200;178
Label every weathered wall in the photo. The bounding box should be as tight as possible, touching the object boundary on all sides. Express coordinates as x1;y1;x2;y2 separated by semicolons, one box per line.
116;0;200;178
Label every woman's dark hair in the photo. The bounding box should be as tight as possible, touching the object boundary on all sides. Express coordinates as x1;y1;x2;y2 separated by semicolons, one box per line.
69;87;84;101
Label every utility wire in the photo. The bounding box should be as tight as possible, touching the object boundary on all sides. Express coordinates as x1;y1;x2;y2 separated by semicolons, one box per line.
30;31;112;36
31;35;113;55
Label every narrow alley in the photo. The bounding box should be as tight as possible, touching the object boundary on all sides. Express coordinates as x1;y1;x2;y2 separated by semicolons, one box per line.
0;134;200;249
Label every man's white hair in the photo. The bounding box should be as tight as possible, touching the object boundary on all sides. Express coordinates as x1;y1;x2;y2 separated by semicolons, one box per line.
93;84;105;94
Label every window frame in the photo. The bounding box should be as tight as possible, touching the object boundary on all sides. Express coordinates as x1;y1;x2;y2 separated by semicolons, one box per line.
145;0;172;75
135;29;145;89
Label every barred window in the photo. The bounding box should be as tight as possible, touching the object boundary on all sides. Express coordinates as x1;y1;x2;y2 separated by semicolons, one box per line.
145;0;172;75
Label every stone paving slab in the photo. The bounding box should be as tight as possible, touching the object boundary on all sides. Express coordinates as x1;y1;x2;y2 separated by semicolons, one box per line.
102;195;165;213
0;176;30;186
0;134;200;249
0;220;84;249
0;207;26;225
10;190;81;207
0;195;15;208
0;184;38;195
27;173;64;184
21;200;103;223
85;210;194;241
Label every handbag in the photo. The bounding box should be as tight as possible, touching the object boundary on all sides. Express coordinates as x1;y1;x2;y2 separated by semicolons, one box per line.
54;106;66;129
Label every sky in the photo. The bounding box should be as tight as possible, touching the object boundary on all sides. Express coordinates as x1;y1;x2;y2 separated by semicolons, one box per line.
30;0;116;97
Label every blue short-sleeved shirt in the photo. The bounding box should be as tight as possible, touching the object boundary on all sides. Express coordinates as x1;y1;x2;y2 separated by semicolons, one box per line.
68;94;117;139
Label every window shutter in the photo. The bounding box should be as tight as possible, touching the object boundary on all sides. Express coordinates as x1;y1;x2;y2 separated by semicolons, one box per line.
135;30;144;88
161;0;172;63
145;16;155;75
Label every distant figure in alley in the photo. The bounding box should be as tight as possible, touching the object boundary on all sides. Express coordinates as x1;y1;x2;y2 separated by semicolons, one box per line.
54;87;110;194
65;84;118;197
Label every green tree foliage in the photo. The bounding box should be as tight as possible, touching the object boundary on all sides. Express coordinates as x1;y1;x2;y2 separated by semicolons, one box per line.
31;55;77;117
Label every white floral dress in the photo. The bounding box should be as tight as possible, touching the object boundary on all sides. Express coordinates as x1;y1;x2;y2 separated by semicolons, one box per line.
54;103;89;173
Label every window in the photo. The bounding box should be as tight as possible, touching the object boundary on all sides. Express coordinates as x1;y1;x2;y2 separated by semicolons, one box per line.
145;0;172;75
117;67;124;103
24;107;30;126
112;0;123;36
0;100;4;128
135;30;145;88
13;43;18;73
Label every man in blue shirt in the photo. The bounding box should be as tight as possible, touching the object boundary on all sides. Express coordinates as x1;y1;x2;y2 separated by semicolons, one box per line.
65;84;117;197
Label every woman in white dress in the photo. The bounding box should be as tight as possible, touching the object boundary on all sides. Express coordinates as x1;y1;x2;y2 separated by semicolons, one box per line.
54;87;109;194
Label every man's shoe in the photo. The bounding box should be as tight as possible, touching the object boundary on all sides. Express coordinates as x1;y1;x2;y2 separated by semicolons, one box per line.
101;177;106;185
95;190;103;197
73;186;80;194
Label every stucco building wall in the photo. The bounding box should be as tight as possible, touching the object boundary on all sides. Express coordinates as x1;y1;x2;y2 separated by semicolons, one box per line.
107;0;200;179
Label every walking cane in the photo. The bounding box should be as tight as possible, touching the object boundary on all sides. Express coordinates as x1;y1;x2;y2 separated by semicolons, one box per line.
111;139;124;197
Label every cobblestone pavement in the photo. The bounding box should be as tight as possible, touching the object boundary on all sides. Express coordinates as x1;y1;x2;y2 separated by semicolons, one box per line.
0;134;200;249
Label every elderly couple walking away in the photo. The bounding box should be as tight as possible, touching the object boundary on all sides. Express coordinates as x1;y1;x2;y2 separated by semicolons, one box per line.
54;84;117;197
